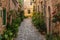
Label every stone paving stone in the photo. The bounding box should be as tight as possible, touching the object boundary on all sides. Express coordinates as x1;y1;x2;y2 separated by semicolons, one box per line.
15;18;46;40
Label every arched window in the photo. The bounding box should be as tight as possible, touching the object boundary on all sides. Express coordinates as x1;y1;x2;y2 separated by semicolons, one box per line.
28;10;30;14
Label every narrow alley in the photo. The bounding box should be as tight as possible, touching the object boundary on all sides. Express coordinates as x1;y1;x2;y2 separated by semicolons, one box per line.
15;18;45;40
0;0;60;40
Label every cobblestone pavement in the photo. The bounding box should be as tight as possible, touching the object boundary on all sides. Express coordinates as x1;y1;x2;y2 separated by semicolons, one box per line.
15;18;46;40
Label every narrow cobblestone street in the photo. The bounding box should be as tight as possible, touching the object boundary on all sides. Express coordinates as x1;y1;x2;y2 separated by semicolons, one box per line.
15;18;45;40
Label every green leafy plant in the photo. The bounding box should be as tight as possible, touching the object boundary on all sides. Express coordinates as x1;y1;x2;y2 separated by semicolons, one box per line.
50;3;60;40
2;30;13;40
32;12;47;33
1;10;24;40
52;12;60;23
0;35;2;40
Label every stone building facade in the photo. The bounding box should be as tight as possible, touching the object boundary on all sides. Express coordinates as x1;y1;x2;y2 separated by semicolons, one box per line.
24;0;33;17
33;0;60;34
0;0;19;34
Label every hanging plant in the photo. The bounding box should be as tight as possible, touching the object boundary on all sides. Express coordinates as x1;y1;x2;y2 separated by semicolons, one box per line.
52;14;58;23
52;3;60;23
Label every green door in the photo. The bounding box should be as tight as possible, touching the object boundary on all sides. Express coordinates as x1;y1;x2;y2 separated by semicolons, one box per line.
3;8;6;25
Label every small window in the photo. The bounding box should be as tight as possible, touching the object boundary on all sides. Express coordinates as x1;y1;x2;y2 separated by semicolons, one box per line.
30;2;32;5
28;10;30;14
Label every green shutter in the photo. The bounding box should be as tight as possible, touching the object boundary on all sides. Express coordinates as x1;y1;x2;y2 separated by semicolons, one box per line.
3;8;6;25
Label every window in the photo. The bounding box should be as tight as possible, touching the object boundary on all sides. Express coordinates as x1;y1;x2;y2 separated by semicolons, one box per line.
48;6;51;14
56;3;60;11
0;10;2;17
0;0;2;6
33;6;35;11
41;1;43;12
48;6;51;31
38;5;39;12
28;10;30;14
30;2;32;5
3;8;6;25
30;0;33;5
